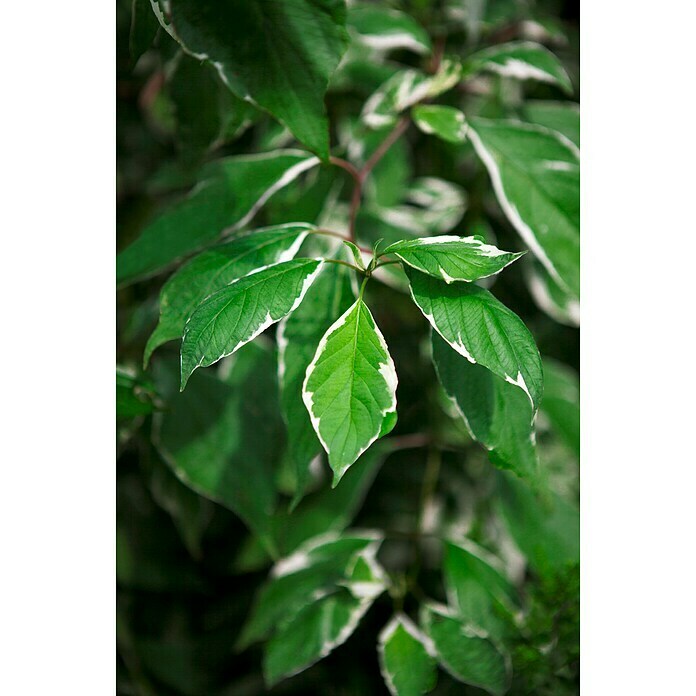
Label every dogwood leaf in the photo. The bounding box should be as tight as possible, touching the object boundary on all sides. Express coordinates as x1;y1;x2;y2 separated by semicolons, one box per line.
348;3;431;55
163;0;349;159
145;224;313;365
421;605;510;696
303;299;398;483
181;259;323;389
278;263;357;499
384;235;524;283
463;41;573;94
412;105;468;144
407;269;543;410
431;332;538;480
468;118;580;298
117;150;319;285
378;614;437;696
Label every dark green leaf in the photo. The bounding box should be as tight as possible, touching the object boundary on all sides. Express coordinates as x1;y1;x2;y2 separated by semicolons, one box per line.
443;540;517;639
129;0;159;64
164;0;349;159
155;342;283;543
117;150;319;285
497;472;580;574
421;605;510;696
541;359;580;457
432;332;538;480
240;532;382;649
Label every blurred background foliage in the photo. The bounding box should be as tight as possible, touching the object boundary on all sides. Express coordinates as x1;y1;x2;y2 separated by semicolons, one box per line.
117;1;579;693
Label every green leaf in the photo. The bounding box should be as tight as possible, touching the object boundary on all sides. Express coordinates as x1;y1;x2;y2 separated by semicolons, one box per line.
264;588;376;686
412;105;468;144
496;472;580;574
378;615;437;696
523;100;580;148
540;359;580;457
181;259;323;389
240;531;383;649
348;3;431;55
302;298;398;484
164;0;349;159
362;59;462;129
384;235;524;283
117;150;319;285
407;269;543;410
155;342;283;542
278;263;357;500
421;605;510;696
443;539;517;639
468;118;580;298
463;41;573;94
343;241;367;271
431;332;538;480
145;224;313;365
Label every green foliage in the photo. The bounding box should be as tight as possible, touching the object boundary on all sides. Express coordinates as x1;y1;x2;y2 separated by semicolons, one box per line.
117;0;579;692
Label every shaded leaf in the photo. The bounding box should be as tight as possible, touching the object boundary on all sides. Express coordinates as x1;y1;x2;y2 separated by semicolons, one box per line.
463;41;573;94
240;532;382;649
155;343;283;543
541;359;580;457
443;539;517;639
348;3;431;55
421;605;510;696
117;150;319;285
431;331;538;480
129;0;159;64
497;472;580;574
164;0;349;159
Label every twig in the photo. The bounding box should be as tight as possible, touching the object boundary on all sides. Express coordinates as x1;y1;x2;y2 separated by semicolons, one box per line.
322;258;363;272
332;118;410;243
360;117;410;182
313;228;372;254
329;156;361;187
388;432;432;451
